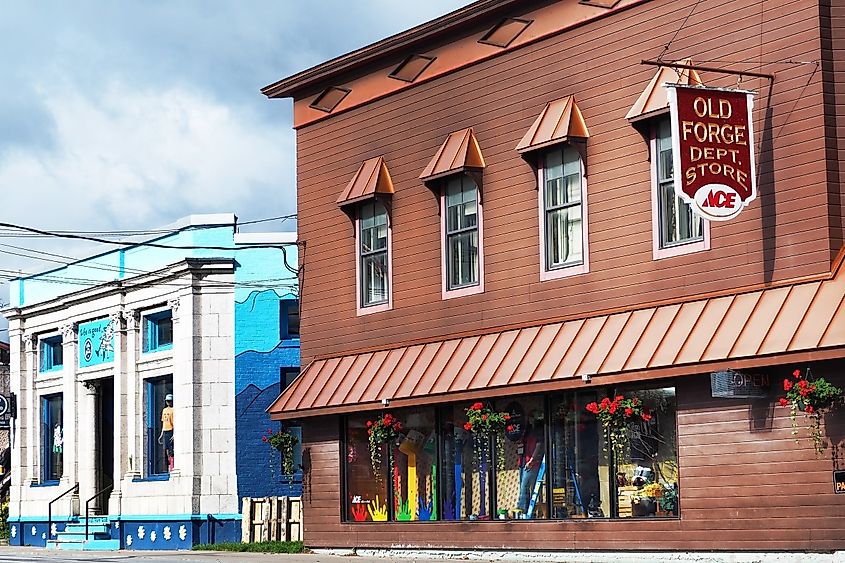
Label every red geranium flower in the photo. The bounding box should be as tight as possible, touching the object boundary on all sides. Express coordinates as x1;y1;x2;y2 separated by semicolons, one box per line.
624;407;634;417
482;414;489;421
608;402;617;414
586;402;599;414
600;397;611;408
798;379;809;389
778;397;789;407
615;395;624;402
805;405;815;414
366;421;372;428
464;422;473;431
471;402;484;411
506;425;514;432
642;413;652;422
783;379;793;391
793;369;801;378
504;414;511;421
393;422;402;430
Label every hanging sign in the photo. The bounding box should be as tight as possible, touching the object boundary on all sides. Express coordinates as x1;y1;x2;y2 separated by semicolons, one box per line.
78;318;115;368
667;84;757;221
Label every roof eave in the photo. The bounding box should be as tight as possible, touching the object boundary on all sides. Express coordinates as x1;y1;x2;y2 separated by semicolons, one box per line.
260;0;530;99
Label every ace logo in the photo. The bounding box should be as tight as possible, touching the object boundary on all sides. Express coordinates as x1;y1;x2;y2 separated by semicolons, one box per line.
668;85;757;221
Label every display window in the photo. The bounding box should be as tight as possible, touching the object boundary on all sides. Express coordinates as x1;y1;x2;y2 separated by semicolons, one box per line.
41;394;63;483
345;414;389;521
611;386;679;518
493;395;547;520
550;391;611;519
146;376;174;476
341;385;679;523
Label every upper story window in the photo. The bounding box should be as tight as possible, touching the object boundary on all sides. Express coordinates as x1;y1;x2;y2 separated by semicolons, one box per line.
281;300;300;338
445;175;481;292
359;201;390;308
655;117;703;249
39;336;63;373
542;145;585;273
143;310;173;353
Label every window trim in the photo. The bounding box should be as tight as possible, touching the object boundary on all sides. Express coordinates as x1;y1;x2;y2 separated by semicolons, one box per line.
41;394;63;485
537;146;589;281
441;175;484;300
650;118;710;260
355;202;393;316
142;309;173;354
39;334;63;373
145;375;173;478
281;299;301;338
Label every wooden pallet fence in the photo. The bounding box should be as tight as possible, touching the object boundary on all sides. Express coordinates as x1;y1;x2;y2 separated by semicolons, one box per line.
241;496;303;543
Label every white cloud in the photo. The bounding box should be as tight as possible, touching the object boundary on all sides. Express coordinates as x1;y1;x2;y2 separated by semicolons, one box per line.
0;81;295;229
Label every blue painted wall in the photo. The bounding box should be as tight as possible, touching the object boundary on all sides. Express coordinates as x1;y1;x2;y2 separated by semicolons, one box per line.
234;247;301;503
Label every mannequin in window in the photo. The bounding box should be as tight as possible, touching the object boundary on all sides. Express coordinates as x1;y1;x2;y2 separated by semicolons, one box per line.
158;393;174;472
517;409;546;516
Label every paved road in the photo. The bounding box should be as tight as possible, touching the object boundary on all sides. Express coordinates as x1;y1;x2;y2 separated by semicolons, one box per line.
0;548;467;563
0;548;414;563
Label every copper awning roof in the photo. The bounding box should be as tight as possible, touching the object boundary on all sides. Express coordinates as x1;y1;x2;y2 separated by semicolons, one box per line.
270;259;845;420
419;127;486;183
336;156;395;207
626;58;703;122
516;96;589;154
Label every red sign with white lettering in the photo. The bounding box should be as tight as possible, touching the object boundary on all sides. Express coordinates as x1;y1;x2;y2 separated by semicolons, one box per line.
668;85;757;221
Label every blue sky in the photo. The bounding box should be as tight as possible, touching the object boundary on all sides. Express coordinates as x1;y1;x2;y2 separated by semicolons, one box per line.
0;1;466;337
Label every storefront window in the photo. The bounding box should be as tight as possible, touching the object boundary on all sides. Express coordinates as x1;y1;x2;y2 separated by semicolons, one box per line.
494;395;547;520
390;408;437;521
550;392;610;518
345;414;388;521
41;394;63;483
440;403;492;520
612;386;679;518
146;376;173;476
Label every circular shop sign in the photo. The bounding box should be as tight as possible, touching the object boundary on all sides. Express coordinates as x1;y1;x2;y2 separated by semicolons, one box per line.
0;395;8;417
84;339;93;362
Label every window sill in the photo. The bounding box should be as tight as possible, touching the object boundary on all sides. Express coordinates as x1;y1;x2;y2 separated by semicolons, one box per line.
132;474;170;483
31;480;60;487
540;261;588;281
142;344;173;355
652;237;709;260
38;367;64;375
357;301;391;317
442;283;483;301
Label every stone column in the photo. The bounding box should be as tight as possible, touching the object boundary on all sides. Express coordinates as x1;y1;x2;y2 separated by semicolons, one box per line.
22;333;37;486
109;311;124;514
122;309;141;482
77;381;98;508
60;323;78;490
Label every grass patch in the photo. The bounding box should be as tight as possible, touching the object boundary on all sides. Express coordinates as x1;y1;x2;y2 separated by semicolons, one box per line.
193;540;304;553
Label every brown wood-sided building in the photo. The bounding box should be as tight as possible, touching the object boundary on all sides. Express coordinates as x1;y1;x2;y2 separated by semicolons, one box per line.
264;0;845;553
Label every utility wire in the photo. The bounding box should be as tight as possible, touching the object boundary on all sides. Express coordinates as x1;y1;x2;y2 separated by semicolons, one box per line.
657;0;703;63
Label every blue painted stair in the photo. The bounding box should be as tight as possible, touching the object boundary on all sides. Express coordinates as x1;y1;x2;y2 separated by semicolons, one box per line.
46;518;119;551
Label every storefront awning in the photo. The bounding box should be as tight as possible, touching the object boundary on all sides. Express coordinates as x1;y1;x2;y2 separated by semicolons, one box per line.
419;127;486;183
270;258;845;420
626;58;702;122
336;156;395;207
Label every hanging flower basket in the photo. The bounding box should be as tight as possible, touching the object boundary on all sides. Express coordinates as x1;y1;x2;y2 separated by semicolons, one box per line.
777;368;842;455
464;402;510;470
585;395;651;460
263;427;299;475
366;413;402;481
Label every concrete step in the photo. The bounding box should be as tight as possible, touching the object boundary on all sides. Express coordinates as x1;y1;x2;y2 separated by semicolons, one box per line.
62;523;110;535
47;538;120;551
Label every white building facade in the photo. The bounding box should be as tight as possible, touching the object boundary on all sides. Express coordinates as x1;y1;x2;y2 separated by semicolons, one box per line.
2;215;300;549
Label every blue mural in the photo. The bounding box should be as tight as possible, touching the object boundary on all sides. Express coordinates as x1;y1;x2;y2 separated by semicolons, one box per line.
234;248;301;503
78;318;115;368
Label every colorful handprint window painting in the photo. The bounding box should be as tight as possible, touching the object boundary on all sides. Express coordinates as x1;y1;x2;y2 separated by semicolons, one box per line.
345;415;388;521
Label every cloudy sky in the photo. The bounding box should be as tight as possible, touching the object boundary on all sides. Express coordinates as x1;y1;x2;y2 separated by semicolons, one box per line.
0;0;465;338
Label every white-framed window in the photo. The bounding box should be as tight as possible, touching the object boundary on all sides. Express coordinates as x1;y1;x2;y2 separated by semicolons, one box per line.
442;174;484;299
142;309;173;353
538;145;588;280
356;200;392;315
652;116;709;259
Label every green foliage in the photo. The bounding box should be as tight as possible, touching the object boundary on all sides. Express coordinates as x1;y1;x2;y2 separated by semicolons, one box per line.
193;541;304;553
263;428;299;475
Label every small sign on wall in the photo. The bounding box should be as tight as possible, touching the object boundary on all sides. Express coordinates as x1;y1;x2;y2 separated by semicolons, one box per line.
668;84;757;221
835;470;845;494
78;318;115;368
710;369;770;399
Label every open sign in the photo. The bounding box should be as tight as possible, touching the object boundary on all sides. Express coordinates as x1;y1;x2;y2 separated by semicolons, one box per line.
668;85;757;222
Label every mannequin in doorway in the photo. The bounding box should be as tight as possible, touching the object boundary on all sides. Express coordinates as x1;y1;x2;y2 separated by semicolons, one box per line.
158;393;174;472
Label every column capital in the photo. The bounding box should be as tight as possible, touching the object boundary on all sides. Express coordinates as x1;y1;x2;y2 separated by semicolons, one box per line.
123;309;140;331
21;333;36;353
167;297;181;318
60;323;77;341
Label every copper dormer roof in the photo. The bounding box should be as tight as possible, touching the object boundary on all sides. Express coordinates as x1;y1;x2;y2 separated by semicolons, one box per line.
269;256;845;419
516;96;589;154
336;156;395;207
626;58;703;122
419;127;486;183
